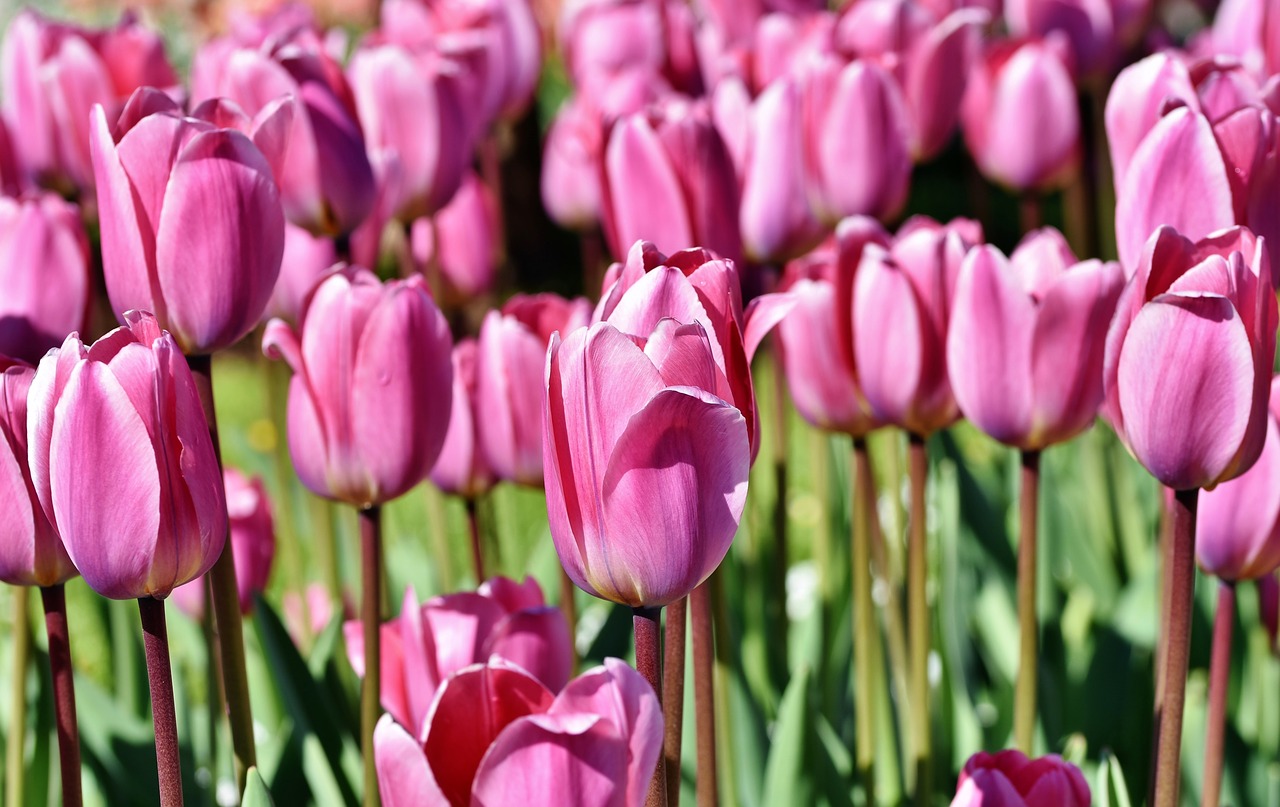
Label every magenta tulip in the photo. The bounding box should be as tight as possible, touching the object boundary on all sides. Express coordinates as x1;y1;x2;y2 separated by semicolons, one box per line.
0;357;76;587
561;0;702;99
948;229;1125;449
430;340;497;500
345;576;572;739
267;223;338;323
1207;0;1280;79
477;294;591;486
1004;0;1151;75
1103;226;1277;491
961;36;1080;191
0;9;179;191
90;90;286;355
1103;53;1199;190
0;192;90;364
951;750;1090;807
854;217;982;435
0;118;24;195
172;468;275;617
411;171;502;301
750;10;838;92
263;266;453;506
26;311;226;600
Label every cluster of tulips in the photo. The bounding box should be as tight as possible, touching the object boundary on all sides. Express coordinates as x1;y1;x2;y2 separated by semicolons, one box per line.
2;0;1280;804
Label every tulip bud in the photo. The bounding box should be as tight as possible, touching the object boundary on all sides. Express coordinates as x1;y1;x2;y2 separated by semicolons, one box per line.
268;223;338;324
410;171;502;302
26;312;227;600
171;469;275;618
1104;53;1199;190
430;340;497;500
90;91;286;355
948;230;1125;450
1103;226;1278;491
952;750;1090;807
1004;0;1150;76
1209;0;1280;79
561;0;702;98
263;266;454;507
0;193;91;364
0;358;76;587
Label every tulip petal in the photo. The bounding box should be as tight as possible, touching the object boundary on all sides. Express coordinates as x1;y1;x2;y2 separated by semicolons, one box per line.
602;116;692;259
470;713;628;807
1198;416;1280;581
854;251;927;431
0;426;37;585
777;279;872;435
477;312;545;485
484;608;574;695
642;319;718;391
374;714;448;807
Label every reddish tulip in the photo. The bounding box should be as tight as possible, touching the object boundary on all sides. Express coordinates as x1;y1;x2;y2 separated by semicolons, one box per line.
172;469;275;617
263;267;453;507
374;657;661;807
0;193;91;364
345;576;572;738
267;223;338;323
430;340;497;499
961;36;1081;191
1103;226;1277;491
0;9;179;191
90;91;287;355
477;294;591;486
948;230;1125;449
1004;0;1151;76
26;312;226;600
410;171;502;301
0;357;76;587
952;750;1090;807
854;217;981;435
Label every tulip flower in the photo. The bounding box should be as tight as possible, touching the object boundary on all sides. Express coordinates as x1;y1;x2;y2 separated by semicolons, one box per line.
1004;0;1151;76
0;9;179;191
750;10;838;92
411;171;502;301
172;469;276;618
27;311;227;600
431;340;497;500
951;750;1090;807
948;230;1125;450
90;91;287;356
961;36;1080;192
374;657;662;807
1103;226;1276;491
477;294;591;486
0;119;23;195
267;223;338;323
263;266;453;507
1103;52;1199;190
1207;0;1280;79
0;193;91;364
561;0;703;99
345;576;573;738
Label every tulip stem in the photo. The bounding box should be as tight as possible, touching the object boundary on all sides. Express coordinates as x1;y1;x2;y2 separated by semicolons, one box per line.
581;229;604;295
560;570;579;675
1202;581;1236;807
40;584;81;807
1149;487;1199;807
691;584;718;807
852;439;877;800
138;597;183;807
1018;193;1042;236
6;587;29;807
633;606;668;807
359;505;383;807
907;433;931;800
187;354;257;791
1014;450;1041;753
770;348;790;682
663;596;687;805
465;498;486;583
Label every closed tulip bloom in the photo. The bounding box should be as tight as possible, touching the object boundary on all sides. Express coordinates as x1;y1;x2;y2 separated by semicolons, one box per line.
961;36;1081;191
561;0;702;98
431;340;497;499
751;10;838;92
855;217;981;435
1208;0;1280;79
477;295;591;486
1103;226;1277;491
26;312;227;600
411;171;502;301
0;358;76;587
1004;0;1151;76
1104;53;1199;189
345;576;573;739
948;230;1125;449
90;91;286;355
0;193;91;364
267;223;338;323
263;266;454;507
1;9;179;191
171;469;275;618
952;750;1090;807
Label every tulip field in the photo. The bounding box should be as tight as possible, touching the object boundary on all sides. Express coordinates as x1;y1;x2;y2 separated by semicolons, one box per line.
6;0;1280;806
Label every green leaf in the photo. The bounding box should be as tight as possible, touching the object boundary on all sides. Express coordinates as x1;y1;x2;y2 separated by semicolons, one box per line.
1096;750;1133;807
763;666;814;807
243;767;275;807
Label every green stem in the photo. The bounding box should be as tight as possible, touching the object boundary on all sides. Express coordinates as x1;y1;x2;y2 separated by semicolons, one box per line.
633;607;667;807
6;587;29;807
663;596;687;805
560;570;579;676
1015;450;1041;753
709;569;738;807
41;584;82;807
691;585;717;807
852;438;877;799
907;434;931;801
1202;581;1236;807
867;439;911;776
360;505;383;807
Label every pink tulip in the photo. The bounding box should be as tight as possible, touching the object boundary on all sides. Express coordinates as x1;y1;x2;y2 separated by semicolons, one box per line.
774;217;891;436
191;24;376;236
961;36;1081;191
90;90;286;355
0;358;76;588
1207;0;1280;79
1196;377;1280;582
854;217;981;435
560;0;702;99
0;193;90;364
345;576;572;739
267;223;338;323
0;119;23;196
1004;0;1151;76
947;229;1125;449
951;750;1090;807
1102;226;1277;491
410;171;502;301
26;312;226;600
476;294;591;486
430;340;497;499
171;469;275;618
600;100;743;264
374;657;661;807
263;266;453;507
751;11;838;92
1103;52;1199;189
0;9;179;191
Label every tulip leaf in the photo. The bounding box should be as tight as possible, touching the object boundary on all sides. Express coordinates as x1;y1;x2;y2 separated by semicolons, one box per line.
244;766;276;807
1095;750;1133;807
763;665;814;807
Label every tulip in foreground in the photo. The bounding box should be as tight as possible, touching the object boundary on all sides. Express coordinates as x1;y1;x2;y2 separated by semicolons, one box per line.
951;750;1090;807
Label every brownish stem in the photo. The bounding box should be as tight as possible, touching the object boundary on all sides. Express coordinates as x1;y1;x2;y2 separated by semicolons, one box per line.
691;585;718;807
360;506;383;807
40;585;81;807
907;433;931;800
851;438;877;800
1201;581;1236;807
1019;193;1042;236
634;607;668;807
139;597;183;807
1014;451;1040;753
465;498;486;583
581;228;605;296
663;596;687;805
